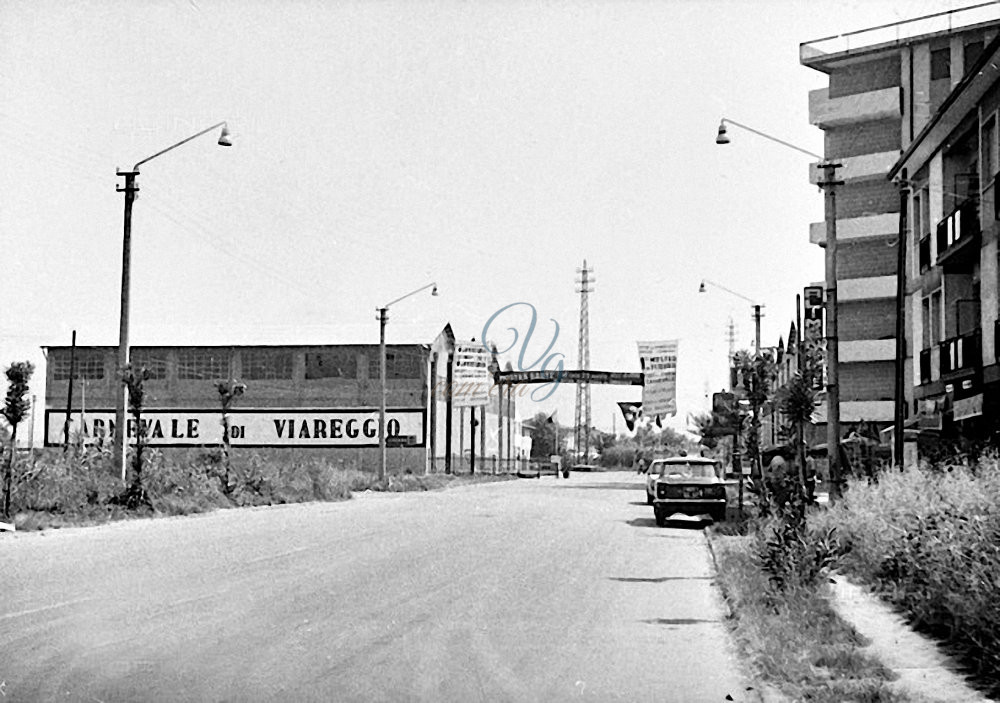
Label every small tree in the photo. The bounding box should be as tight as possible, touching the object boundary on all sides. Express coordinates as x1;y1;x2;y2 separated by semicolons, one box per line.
2;362;34;520
120;364;152;508
216;379;246;492
733;350;776;480
776;372;818;497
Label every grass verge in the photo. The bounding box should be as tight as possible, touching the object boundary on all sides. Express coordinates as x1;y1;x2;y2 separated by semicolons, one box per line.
8;447;515;531
711;533;908;702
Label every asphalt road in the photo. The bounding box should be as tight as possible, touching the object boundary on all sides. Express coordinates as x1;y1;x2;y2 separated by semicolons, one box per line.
2;470;753;702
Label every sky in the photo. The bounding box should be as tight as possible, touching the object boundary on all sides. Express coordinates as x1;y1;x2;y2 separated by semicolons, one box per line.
0;0;974;442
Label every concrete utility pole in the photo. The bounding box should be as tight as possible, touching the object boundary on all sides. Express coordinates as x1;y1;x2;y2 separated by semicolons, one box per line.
63;330;77;449
378;306;388;481
818;162;844;501
114;171;138;479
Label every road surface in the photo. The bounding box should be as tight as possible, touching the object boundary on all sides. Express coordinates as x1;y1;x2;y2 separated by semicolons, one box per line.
2;470;754;702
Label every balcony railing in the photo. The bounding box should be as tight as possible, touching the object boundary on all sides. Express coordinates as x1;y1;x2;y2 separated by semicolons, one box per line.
800;2;1000;62
939;328;982;376
935;199;980;262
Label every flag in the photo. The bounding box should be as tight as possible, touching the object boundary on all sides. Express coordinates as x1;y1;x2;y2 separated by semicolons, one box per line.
617;402;642;432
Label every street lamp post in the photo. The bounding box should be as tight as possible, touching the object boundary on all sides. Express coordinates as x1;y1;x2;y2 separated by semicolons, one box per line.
698;279;762;353
114;121;232;479
716;117;843;500
378;282;438;482
699;279;764;489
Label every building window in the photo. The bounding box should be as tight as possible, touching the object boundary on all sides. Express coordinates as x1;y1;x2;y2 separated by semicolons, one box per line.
386;350;423;380
131;350;168;380
965;41;984;74
983;118;996;186
242;349;293;380
52;352;106;381
177;349;230;380
305;350;357;379
931;48;951;81
930;290;943;346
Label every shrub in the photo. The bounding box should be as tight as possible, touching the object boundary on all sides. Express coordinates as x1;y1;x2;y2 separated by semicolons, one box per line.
811;458;1000;681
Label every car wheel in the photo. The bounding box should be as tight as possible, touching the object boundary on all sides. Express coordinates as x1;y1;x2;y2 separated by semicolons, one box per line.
646;493;653;505
654;511;666;527
712;509;726;523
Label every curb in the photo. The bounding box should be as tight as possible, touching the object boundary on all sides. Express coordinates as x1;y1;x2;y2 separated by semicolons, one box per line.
704;529;788;703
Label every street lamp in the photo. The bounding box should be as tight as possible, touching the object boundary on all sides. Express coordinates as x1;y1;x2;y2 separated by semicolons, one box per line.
716;116;844;500
699;278;764;490
114;121;232;479
698;278;762;353
378;282;438;482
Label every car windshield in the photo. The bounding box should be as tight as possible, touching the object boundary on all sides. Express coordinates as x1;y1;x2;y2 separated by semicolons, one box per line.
656;461;716;479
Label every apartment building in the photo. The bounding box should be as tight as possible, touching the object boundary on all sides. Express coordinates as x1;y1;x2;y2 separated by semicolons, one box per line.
800;4;1000;453
889;29;1000;449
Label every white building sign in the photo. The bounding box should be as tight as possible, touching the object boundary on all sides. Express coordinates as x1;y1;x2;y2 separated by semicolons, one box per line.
45;408;426;448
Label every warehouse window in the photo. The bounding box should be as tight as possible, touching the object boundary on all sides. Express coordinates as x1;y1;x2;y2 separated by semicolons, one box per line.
242;349;293;380
177;349;230;380
305;350;357;379
130;350;168;380
52;351;106;381
386;350;423;380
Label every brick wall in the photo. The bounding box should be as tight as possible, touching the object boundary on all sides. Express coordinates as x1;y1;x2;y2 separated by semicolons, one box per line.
825;118;901;159
829;55;900;99
837;180;900;219
838;298;896;342
840;360;895;401
838;237;898;280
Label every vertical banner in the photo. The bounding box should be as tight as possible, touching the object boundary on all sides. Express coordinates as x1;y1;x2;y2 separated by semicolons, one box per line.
803;285;825;389
452;342;492;407
637;340;678;417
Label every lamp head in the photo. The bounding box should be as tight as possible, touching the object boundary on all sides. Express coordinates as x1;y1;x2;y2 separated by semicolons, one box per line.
698;281;707;293
715;121;730;145
218;124;233;147
431;284;438;297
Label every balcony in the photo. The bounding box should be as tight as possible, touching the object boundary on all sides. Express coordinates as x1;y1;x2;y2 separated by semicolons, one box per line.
935;199;981;271
939;329;982;377
807;87;900;128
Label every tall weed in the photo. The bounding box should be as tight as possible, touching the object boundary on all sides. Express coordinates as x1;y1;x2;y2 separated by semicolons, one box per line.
811;458;1000;680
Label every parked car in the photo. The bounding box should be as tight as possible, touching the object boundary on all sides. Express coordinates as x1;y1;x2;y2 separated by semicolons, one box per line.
516;462;541;478
649;456;727;526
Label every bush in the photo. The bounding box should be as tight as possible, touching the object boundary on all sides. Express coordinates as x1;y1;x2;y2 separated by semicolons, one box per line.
811;458;1000;681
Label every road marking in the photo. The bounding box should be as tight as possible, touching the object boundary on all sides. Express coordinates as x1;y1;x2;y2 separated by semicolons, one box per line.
0;597;93;621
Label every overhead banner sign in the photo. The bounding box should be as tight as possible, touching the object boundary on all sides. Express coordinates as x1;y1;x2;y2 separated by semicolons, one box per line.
453;342;492;407
45;408;426;448
497;370;643;385
637;340;677;417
